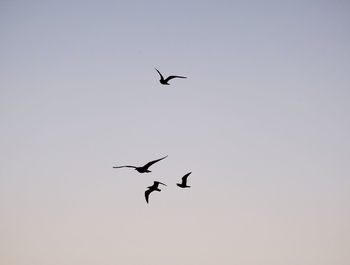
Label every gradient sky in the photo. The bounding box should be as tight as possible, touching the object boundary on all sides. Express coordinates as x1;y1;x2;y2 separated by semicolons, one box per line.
1;1;350;264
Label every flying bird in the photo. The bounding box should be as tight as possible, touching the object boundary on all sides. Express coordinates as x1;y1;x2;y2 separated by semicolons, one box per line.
145;181;167;203
176;172;192;188
113;155;168;173
155;68;187;85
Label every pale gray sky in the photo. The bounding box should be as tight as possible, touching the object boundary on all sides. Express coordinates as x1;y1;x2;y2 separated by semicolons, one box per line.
1;1;350;265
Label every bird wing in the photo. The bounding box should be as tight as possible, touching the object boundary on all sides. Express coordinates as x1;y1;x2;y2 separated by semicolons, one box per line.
145;188;153;203
155;181;167;186
113;165;137;169
164;75;187;82
143;155;168;169
182;172;192;183
155;68;164;80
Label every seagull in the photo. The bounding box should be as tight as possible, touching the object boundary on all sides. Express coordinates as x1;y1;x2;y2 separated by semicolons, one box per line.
176;172;192;188
155;68;187;85
145;181;167;203
113;155;168;173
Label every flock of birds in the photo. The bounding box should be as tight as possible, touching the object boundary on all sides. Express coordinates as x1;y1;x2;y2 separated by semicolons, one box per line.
113;69;190;204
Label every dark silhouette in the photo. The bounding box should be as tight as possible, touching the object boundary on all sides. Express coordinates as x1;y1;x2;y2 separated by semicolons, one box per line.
113;155;168;173
145;181;167;203
176;172;192;188
155;68;187;85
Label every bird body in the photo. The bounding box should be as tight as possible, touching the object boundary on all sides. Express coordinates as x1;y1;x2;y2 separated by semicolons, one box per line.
113;155;168;173
145;181;167;203
177;172;192;188
155;68;187;85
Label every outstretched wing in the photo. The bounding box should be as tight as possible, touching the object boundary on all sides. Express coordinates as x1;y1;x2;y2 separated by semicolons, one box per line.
164;75;187;82
143;155;168;169
155;68;164;80
155;181;167;186
182;172;192;184
145;188;153;203
112;165;137;169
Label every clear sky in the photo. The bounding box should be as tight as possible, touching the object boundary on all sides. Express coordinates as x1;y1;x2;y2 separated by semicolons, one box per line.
1;1;349;264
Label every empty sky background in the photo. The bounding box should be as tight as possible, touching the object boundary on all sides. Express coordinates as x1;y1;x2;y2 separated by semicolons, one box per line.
1;1;349;264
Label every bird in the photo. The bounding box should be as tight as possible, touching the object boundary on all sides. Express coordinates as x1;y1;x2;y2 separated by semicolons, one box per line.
113;155;168;173
155;68;187;85
176;172;192;188
145;181;167;203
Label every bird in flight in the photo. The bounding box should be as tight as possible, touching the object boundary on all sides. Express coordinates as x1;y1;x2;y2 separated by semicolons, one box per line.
113;155;168;173
145;181;167;203
176;172;192;188
155;68;187;85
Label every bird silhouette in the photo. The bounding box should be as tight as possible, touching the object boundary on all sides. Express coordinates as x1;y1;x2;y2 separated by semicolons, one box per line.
155;68;187;85
145;181;167;203
176;172;192;188
113;155;168;173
